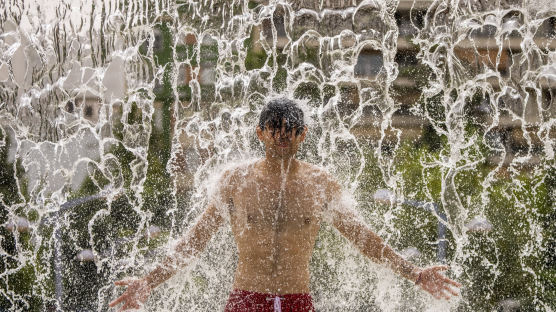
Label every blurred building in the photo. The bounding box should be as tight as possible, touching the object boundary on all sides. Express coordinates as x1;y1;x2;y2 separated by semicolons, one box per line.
5;0;554;195
175;0;556;171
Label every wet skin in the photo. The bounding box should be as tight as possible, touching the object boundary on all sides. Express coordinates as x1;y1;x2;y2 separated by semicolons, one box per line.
109;121;462;311
226;159;331;293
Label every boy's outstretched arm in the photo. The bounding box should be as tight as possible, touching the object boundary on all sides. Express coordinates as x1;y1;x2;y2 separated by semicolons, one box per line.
326;181;461;300
109;202;224;311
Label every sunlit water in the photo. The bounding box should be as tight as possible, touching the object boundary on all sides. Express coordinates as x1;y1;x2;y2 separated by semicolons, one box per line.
0;0;554;311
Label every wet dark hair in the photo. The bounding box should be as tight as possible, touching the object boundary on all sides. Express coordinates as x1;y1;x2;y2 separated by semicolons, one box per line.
258;98;305;135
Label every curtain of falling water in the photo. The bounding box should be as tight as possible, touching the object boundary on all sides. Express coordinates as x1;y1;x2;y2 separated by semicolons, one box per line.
0;0;554;311
412;2;555;311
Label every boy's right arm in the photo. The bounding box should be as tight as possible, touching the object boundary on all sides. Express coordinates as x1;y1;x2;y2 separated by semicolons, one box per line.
147;201;225;287
109;201;225;311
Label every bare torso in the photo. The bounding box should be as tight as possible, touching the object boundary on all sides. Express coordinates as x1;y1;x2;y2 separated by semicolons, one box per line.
225;160;330;294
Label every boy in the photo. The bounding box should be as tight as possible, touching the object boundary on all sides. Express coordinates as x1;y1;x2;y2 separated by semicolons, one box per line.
110;98;461;311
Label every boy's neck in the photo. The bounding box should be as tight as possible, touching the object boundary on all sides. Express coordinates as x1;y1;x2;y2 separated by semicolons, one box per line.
262;154;298;175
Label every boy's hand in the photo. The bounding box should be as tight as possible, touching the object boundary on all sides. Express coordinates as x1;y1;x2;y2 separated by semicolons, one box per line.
416;265;462;300
109;278;152;311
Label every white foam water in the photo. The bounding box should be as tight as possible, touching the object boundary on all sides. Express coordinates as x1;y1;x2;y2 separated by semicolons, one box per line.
0;0;554;311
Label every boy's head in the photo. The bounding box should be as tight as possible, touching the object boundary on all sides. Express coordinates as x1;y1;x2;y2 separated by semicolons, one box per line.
258;98;305;136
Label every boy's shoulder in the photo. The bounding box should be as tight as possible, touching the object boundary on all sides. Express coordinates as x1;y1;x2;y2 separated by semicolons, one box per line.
219;159;259;182
297;161;338;186
298;160;329;175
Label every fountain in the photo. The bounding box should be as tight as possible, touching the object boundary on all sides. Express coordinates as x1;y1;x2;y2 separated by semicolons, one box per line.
0;0;554;311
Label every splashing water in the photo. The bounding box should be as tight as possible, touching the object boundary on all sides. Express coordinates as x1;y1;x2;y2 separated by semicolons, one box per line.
0;0;555;311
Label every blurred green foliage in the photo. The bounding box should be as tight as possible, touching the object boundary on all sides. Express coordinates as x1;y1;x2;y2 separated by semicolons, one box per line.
353;120;555;310
0;129;49;311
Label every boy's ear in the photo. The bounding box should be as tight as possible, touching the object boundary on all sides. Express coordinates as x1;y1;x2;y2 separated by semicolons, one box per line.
256;126;264;141
298;126;308;142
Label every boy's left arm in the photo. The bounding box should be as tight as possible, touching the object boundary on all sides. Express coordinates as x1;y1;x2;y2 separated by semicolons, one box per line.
331;207;420;281
326;181;461;300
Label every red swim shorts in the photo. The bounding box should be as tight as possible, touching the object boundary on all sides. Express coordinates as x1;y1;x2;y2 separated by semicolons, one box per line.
224;289;315;312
